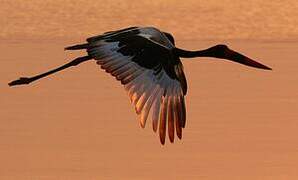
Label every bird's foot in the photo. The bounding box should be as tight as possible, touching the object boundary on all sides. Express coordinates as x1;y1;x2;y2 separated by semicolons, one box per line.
8;77;32;86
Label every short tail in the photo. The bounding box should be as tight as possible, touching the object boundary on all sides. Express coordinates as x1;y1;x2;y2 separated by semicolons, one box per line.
65;43;89;50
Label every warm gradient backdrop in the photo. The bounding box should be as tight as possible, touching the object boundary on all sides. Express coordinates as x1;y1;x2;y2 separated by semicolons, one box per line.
1;0;298;40
1;1;298;180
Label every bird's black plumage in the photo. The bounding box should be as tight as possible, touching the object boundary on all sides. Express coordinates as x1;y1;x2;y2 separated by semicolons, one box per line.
9;26;271;145
86;27;188;94
81;27;188;144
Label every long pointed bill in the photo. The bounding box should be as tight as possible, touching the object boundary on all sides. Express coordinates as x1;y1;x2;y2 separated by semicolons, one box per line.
225;48;272;70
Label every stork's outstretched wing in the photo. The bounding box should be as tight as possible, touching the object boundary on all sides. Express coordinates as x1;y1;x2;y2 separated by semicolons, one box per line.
66;27;187;144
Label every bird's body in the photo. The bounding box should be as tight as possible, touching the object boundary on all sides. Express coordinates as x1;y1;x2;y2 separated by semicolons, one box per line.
71;27;188;144
9;26;271;145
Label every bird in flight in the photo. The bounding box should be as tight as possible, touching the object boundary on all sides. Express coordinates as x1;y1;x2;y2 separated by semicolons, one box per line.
9;26;271;145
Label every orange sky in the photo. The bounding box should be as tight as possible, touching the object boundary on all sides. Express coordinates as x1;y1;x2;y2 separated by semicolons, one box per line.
1;1;298;179
1;0;298;40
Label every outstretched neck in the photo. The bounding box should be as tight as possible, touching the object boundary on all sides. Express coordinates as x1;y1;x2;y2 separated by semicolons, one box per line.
174;46;222;58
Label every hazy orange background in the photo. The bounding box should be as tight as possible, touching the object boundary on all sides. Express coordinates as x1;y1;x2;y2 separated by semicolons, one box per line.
1;1;298;180
2;0;298;40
